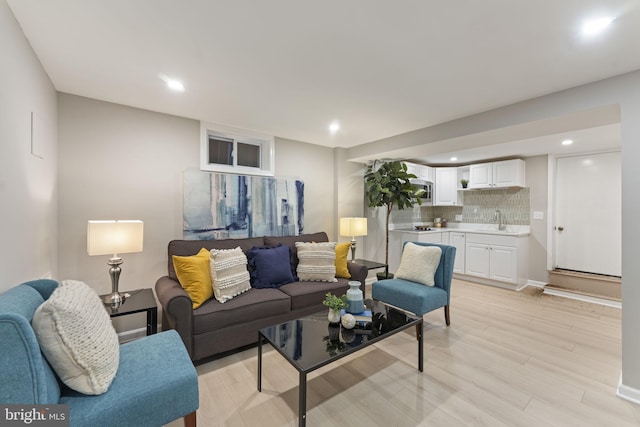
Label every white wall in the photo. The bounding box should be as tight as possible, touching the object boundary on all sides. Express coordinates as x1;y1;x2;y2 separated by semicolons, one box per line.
525;155;548;283
0;0;57;292
57;95;341;330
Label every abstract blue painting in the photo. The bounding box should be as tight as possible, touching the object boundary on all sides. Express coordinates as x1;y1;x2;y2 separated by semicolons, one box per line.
183;170;304;240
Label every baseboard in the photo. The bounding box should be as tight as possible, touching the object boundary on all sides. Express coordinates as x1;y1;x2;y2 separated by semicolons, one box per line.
617;374;640;405
117;326;154;343
525;280;547;288
543;286;621;308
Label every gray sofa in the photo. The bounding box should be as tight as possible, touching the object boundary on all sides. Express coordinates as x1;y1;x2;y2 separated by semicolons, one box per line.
155;232;368;362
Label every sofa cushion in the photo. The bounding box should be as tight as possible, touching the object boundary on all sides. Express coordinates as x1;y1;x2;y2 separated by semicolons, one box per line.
192;288;291;334
167;237;265;280
264;232;329;270
210;247;251;303
172;248;213;309
295;242;338;282
32;280;119;395
246;245;296;288
279;279;350;311
334;242;352;279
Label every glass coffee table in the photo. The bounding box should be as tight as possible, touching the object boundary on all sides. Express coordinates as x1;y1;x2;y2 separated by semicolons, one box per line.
257;299;423;426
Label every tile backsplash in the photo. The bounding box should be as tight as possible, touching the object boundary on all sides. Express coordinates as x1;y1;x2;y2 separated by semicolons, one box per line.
389;187;530;226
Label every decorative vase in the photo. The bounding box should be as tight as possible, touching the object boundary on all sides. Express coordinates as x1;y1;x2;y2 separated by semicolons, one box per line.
346;281;365;314
328;308;341;324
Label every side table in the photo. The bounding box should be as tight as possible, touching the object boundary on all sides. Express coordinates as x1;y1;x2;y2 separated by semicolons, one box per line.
353;258;389;278
102;288;158;335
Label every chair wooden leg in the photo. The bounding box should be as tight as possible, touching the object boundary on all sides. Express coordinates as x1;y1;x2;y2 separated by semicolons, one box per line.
184;411;196;427
444;305;450;326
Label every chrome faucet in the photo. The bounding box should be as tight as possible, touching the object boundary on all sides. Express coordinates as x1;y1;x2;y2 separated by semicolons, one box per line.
494;209;506;231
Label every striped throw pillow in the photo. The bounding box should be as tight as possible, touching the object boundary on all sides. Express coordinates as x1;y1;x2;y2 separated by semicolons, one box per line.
210;247;251;303
295;242;338;282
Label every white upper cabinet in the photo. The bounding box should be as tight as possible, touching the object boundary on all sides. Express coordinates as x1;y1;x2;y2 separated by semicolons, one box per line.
418;165;435;182
404;162;434;182
434;167;459;205
469;159;525;189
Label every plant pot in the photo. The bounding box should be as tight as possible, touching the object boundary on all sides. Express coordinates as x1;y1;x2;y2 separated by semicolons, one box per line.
327;309;341;324
376;272;394;281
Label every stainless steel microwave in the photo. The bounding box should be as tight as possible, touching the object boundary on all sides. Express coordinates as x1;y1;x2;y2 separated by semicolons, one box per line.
410;178;433;202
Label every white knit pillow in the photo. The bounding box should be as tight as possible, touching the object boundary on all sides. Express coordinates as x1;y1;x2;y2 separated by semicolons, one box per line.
395;243;442;286
32;280;120;395
295;242;338;282
210;247;251;303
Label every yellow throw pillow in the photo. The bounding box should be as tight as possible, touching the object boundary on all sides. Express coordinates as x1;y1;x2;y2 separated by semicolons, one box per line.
335;242;351;279
172;248;213;309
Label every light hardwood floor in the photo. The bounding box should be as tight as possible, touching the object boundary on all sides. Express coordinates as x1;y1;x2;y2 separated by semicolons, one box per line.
166;279;640;426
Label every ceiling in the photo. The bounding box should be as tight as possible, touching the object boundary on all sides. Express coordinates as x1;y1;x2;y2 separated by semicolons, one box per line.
7;0;639;159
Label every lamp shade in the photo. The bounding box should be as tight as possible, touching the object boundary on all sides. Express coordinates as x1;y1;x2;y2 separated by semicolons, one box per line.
339;217;368;237
87;220;144;256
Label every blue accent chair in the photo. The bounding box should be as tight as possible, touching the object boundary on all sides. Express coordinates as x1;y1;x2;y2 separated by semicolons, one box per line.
0;279;199;427
372;242;456;327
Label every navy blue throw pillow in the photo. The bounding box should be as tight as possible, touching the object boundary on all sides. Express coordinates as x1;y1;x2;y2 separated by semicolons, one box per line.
246;244;296;288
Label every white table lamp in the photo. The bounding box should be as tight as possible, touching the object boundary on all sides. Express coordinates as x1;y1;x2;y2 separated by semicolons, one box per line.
88;220;144;305
339;217;368;261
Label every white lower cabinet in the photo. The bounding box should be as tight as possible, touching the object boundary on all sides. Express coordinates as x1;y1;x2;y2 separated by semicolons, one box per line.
464;233;527;286
449;232;466;274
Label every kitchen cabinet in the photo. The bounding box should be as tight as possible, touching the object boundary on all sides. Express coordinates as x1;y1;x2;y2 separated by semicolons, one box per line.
465;233;527;285
469;159;525;189
405;162;434;182
434;167;459;206
418;165;434;182
449;232;466;274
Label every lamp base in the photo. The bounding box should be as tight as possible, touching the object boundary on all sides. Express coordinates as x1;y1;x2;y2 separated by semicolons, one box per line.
102;291;123;305
102;291;130;307
350;238;357;262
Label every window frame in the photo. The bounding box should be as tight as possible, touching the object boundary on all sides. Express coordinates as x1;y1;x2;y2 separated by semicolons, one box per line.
200;122;275;176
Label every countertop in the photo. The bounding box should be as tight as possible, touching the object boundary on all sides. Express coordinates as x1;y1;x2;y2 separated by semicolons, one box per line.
390;226;530;237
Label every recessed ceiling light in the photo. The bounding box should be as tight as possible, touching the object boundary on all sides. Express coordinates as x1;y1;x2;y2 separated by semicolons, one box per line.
582;16;616;36
450;157;458;162
159;74;185;92
166;79;185;92
329;121;340;134
562;139;574;146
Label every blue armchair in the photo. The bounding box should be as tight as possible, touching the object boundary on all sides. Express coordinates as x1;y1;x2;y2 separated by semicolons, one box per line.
372;242;456;327
0;279;199;427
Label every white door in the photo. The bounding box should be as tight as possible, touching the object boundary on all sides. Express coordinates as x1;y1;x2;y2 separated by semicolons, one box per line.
555;152;621;276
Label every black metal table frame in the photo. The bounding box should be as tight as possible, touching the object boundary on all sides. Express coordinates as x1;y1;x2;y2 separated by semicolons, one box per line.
257;312;423;426
102;288;158;336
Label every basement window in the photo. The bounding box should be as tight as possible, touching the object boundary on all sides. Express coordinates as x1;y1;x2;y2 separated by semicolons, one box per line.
201;122;275;176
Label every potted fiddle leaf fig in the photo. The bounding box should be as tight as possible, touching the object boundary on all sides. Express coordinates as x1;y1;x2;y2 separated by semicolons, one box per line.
364;160;424;279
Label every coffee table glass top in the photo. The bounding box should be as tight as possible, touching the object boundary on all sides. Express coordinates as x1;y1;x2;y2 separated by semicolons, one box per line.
259;299;420;372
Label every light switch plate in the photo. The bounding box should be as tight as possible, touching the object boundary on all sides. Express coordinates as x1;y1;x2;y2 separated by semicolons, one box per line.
455;214;463;221
533;211;544;220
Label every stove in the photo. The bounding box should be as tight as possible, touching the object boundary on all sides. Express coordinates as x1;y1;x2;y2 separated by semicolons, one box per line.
414;225;433;231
